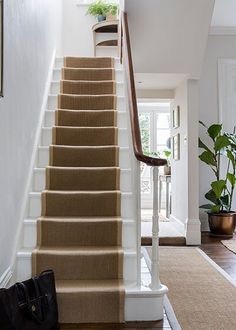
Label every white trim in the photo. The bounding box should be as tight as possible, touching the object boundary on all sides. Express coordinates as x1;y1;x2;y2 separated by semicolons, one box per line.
11;50;56;278
210;26;236;36
185;218;201;245
0;267;13;288
197;248;236;286
164;296;182;330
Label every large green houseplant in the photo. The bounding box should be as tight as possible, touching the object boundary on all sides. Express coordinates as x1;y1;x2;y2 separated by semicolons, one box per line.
87;1;118;22
199;121;236;237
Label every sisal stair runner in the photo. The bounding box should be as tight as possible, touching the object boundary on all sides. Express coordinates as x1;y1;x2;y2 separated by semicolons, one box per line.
32;57;124;324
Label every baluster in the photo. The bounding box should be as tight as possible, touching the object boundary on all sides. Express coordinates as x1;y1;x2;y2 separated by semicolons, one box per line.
151;166;161;290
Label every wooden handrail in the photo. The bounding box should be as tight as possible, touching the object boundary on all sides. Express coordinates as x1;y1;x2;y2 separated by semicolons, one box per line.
120;12;167;167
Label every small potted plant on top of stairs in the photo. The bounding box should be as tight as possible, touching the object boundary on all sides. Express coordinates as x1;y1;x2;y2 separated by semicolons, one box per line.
87;0;118;22
199;121;236;237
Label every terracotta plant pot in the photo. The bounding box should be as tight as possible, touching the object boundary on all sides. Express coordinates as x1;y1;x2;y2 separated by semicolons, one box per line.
208;212;236;238
106;13;117;21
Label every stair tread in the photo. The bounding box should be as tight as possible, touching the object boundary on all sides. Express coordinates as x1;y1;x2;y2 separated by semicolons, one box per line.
35;246;123;253
38;216;121;222
56;279;123;292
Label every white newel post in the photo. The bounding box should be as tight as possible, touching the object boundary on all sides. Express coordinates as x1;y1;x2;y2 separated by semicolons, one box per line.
151;166;161;290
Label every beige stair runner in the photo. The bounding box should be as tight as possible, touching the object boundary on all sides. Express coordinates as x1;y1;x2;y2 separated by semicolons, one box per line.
32;57;124;324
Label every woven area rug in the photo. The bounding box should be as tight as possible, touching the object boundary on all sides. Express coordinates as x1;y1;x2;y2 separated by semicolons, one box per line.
146;247;236;330
221;239;236;254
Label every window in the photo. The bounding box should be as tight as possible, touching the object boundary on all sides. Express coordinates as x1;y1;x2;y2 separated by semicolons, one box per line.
138;102;171;206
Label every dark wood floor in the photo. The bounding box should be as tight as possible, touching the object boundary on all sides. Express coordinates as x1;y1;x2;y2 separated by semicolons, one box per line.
200;232;236;281
61;232;236;330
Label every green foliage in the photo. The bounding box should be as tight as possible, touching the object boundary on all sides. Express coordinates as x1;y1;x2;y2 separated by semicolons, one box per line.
199;122;236;213
87;1;118;17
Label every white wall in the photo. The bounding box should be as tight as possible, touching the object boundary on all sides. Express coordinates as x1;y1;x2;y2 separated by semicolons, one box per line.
61;0;97;56
199;35;236;230
0;0;62;281
171;79;201;244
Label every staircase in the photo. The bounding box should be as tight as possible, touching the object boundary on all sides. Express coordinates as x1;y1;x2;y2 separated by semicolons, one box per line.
16;55;167;323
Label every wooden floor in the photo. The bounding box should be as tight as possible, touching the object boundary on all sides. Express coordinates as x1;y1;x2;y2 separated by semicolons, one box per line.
61;232;236;330
200;232;236;281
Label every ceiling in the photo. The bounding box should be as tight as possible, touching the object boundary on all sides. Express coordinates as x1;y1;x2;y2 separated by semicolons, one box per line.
135;73;187;90
211;0;236;27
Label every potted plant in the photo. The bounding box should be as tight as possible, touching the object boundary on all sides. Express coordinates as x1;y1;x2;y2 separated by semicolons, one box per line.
163;150;171;175
87;1;118;22
199;121;236;237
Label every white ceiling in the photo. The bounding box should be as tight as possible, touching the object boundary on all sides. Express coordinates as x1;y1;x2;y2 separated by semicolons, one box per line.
211;0;236;27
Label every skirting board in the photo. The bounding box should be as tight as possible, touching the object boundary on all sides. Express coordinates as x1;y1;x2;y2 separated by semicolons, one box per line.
0;267;13;288
169;215;201;245
169;215;185;235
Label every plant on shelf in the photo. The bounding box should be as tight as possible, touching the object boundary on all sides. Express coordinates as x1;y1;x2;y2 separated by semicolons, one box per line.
199;121;236;237
163;150;171;175
87;1;118;22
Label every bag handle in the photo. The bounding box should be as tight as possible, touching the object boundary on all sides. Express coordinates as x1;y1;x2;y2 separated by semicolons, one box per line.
16;280;45;324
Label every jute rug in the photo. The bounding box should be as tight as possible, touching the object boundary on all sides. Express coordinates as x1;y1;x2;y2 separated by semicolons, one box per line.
146;247;236;330
221;239;236;254
32;57;124;324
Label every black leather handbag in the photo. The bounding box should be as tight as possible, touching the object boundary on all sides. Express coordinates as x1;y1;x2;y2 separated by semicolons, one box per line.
0;270;59;330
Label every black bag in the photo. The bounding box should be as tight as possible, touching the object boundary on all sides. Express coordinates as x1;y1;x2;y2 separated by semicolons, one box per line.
0;269;59;330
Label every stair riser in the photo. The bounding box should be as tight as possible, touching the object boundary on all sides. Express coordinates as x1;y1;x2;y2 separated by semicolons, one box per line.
23;220;136;249
52;68;123;83
40;127;128;147
44;110;128;128
17;251;137;283
96;47;118;58
28;192;134;219
47;95;125;111
33;168;131;192
50;81;124;96
54;57;122;70
37;147;131;169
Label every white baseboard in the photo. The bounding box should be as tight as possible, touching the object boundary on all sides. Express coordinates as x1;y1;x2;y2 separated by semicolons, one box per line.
0;267;13;288
10;49;57;279
186;218;201;245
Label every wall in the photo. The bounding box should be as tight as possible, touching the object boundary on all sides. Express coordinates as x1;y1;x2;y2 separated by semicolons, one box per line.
171;80;188;225
0;0;62;281
171;79;201;244
136;89;174;100
199;35;236;230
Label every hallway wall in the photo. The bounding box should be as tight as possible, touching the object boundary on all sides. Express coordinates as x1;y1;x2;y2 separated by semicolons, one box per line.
199;35;236;231
0;0;62;282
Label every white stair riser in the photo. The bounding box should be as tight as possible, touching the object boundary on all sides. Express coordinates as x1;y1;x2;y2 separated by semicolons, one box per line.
28;192;134;219
52;68;123;83
37;147;131;169
23;219;136;249
50;81;124;96
16;251;137;283
54;57;122;70
33;168;132;193
96;47;118;58
40;127;128;148
47;95;125;112
44;110;128;128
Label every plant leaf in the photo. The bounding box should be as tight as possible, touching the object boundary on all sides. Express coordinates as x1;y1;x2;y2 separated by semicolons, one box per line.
199;121;208;128
220;194;229;207
199;151;216;166
200;204;213;209
227;150;235;165
208;124;222;141
214;135;230;151
227;173;236;187
205;189;218;204
198;138;213;154
211;180;226;199
211;205;221;213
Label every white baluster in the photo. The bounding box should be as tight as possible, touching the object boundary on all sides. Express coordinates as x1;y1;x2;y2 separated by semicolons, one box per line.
150;166;161;290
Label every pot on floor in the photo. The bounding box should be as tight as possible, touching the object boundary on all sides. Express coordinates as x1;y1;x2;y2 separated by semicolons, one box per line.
208;212;236;238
